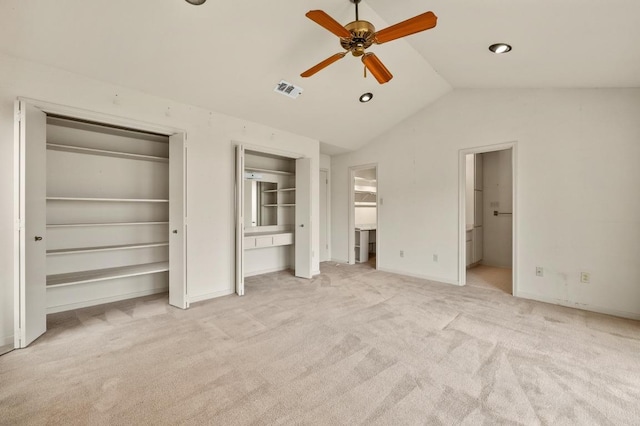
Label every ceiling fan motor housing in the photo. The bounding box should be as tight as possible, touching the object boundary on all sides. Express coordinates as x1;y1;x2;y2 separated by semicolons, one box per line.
341;21;376;56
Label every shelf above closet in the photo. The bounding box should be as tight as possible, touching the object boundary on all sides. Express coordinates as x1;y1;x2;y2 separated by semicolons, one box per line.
47;221;169;228
47;143;169;163
245;166;293;176
47;242;169;256
47;261;169;288
47;197;169;203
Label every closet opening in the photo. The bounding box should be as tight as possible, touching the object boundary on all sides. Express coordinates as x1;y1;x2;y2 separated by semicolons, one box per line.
15;99;186;349
459;144;516;295
348;165;378;269
234;145;312;296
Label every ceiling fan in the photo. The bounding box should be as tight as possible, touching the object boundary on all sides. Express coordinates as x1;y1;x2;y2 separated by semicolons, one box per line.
300;0;437;84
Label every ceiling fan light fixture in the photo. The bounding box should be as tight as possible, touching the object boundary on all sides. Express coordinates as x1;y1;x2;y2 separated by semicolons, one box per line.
489;43;512;54
359;92;373;103
185;0;206;5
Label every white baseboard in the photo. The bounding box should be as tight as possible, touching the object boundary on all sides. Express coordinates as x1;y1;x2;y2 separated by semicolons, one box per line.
244;265;291;277
46;288;168;314
312;269;321;276
377;267;459;286
1;334;14;354
329;258;349;264
517;291;640;321
189;288;235;304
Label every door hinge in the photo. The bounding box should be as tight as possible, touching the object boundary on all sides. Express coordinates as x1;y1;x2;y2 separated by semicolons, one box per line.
16;218;24;231
15;110;23;123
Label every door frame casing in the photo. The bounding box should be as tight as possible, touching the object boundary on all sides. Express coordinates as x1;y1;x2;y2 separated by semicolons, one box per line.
458;141;518;296
348;163;378;267
319;168;330;262
14;97;188;348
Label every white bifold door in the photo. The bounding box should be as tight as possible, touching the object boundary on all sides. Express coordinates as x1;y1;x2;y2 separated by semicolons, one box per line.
295;158;312;279
15;101;47;348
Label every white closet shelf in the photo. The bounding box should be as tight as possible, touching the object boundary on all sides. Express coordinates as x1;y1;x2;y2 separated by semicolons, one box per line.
47;197;169;203
262;188;296;193
47;221;169;228
47;242;169;256
47;262;169;288
245;167;293;176
263;204;296;207
47;143;169;163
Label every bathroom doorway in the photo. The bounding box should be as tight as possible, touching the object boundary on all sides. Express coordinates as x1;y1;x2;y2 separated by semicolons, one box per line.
459;144;516;295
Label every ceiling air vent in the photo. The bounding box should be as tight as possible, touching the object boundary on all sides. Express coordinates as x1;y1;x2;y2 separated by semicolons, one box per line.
274;80;303;99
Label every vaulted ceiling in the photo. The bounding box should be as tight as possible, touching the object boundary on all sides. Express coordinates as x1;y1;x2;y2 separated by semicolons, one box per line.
2;0;639;154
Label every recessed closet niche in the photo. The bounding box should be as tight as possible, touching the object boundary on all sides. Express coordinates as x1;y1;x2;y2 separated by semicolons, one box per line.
235;145;312;295
45;117;171;312
15;100;186;348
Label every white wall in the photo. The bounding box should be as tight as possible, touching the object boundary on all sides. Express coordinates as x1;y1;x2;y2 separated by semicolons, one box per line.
0;53;320;345
331;88;640;319
482;150;513;268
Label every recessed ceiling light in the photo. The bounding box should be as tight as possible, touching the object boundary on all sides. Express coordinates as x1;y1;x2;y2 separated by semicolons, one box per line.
185;0;206;5
489;43;512;54
359;93;373;103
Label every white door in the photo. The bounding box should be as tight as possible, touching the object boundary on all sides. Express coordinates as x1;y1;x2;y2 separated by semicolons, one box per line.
235;145;245;295
295;158;312;278
319;170;329;262
169;133;188;309
16;101;47;348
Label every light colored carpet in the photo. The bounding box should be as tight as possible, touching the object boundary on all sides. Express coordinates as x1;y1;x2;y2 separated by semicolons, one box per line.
467;264;512;295
1;262;639;425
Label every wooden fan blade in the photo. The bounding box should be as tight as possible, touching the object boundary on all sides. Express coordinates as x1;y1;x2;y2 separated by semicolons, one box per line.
374;11;437;44
306;10;352;38
301;52;347;78
362;53;393;84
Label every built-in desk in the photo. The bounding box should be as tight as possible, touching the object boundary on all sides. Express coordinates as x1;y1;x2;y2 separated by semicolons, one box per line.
244;231;293;250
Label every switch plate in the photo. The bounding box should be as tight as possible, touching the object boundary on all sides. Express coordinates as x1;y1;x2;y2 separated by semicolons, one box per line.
580;272;590;283
536;267;543;277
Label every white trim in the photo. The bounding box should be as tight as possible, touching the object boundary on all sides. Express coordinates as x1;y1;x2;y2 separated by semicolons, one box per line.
458;142;518;297
244;265;292;277
46;288;168;314
320;168;331;262
231;140;303;160
13;101;22;348
377;267;458;286
17;97;184;136
188;288;235;304
348;163;378;267
1;334;14;349
517;292;640;321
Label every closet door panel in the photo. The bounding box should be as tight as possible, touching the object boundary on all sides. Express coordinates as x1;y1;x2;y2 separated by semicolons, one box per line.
235;145;245;295
294;157;312;279
17;101;47;348
169;133;187;309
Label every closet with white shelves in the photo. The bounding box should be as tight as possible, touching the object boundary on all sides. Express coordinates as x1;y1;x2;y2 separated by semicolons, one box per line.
235;145;312;295
44;116;171;312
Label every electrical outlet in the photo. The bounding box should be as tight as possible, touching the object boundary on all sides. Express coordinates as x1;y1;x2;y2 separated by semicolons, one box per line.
400;250;404;258
433;254;438;262
580;272;590;283
536;267;543;277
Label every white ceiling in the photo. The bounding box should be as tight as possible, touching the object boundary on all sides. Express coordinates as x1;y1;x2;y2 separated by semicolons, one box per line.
2;0;639;154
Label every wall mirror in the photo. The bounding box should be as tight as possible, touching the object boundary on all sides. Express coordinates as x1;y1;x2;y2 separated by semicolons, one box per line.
244;180;277;227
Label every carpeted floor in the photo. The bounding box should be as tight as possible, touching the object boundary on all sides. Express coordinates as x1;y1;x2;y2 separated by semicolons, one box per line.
1;262;639;425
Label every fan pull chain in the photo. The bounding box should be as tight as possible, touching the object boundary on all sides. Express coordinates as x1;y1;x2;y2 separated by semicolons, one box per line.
364;65;367;79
